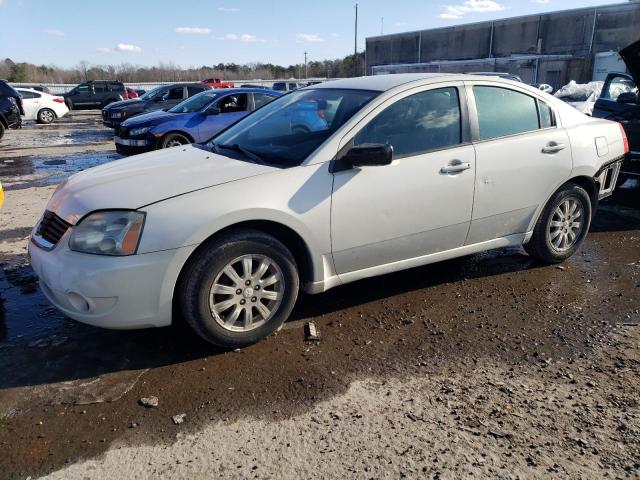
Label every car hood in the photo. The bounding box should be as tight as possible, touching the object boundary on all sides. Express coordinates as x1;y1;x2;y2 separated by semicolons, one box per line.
620;38;640;87
47;146;278;224
106;98;146;112
121;109;175;128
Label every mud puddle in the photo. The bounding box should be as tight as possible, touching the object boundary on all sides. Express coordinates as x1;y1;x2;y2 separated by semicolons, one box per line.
0;151;122;189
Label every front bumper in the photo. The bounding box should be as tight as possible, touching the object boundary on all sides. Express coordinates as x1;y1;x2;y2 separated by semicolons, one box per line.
28;231;197;330
114;135;156;155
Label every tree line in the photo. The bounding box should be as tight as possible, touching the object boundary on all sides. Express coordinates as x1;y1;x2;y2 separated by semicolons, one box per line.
0;53;366;84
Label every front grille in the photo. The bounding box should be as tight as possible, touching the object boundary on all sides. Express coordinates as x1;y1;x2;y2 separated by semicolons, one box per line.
102;110;108;121
36;210;71;247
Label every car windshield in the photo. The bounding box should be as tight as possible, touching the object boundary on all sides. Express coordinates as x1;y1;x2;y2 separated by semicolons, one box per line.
140;86;166;101
204;88;378;167
169;91;219;113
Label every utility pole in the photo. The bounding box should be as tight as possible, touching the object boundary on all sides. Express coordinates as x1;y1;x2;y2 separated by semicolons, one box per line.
354;3;358;77
304;51;308;79
381;17;384;35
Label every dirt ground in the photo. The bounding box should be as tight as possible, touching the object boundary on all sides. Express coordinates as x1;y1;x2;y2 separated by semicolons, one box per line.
0;113;639;479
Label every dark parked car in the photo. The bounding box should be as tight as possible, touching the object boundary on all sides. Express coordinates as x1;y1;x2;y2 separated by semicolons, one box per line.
62;80;126;110
114;88;280;155
0;80;24;141
272;81;306;92
102;83;210;130
593;38;640;180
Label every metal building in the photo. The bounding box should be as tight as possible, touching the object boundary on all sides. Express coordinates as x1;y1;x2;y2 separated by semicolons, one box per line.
365;1;640;88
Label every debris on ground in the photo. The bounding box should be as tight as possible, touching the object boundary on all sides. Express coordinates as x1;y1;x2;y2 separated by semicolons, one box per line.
139;396;159;408
172;414;186;425
304;321;321;342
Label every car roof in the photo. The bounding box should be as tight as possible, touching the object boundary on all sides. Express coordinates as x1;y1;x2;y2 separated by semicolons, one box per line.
206;87;280;95
310;73;462;92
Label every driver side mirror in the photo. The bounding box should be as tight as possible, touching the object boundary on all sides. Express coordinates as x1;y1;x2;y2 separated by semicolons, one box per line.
343;144;393;168
617;92;639;104
205;107;220;116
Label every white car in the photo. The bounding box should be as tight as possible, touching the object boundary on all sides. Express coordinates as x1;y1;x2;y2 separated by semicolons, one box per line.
16;88;69;124
29;74;626;347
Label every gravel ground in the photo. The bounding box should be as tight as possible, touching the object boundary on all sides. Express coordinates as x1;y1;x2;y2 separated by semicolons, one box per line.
0;112;638;479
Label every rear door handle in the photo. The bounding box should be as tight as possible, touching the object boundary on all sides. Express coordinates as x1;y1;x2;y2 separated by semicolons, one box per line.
440;162;471;174
541;142;566;154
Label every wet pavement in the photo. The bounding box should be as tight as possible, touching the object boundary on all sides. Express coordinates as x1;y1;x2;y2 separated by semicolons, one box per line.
0;112;639;478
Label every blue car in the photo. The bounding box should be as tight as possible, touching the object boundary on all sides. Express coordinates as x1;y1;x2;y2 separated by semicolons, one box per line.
114;88;281;155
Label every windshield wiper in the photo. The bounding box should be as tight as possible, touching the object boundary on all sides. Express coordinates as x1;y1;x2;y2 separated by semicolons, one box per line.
216;143;266;165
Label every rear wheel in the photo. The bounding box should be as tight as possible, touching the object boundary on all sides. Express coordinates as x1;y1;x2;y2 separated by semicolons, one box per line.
160;133;190;149
65;100;74;111
525;183;592;263
178;230;299;348
37;108;56;124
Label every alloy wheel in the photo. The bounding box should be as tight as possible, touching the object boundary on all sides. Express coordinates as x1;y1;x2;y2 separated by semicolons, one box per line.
548;197;583;252
209;254;284;332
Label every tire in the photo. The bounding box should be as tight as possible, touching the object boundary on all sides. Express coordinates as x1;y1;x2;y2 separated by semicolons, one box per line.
37;108;56;124
178;229;299;348
0;122;5;141
160;133;191;149
65;100;74;111
525;183;592;263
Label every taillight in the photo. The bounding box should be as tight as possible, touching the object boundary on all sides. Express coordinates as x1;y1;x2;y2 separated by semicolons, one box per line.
619;123;629;154
53;97;65;103
317;109;326;119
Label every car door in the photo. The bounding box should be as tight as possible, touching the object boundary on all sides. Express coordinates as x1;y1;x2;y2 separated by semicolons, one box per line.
161;86;187;110
330;84;476;275
199;93;249;139
593;73;640;165
465;83;572;245
73;84;92;107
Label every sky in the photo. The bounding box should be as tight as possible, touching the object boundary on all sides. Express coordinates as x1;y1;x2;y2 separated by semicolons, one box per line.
0;0;625;68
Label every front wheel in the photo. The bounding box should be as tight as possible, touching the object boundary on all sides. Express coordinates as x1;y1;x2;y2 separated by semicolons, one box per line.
525;183;592;263
0;122;5;141
160;133;190;149
178;230;299;348
37;108;56;124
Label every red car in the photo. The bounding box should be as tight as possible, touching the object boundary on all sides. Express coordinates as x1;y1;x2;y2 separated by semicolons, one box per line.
124;87;139;99
201;78;235;89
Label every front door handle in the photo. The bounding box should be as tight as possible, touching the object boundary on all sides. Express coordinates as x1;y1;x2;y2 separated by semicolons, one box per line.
441;161;471;174
541;142;566;154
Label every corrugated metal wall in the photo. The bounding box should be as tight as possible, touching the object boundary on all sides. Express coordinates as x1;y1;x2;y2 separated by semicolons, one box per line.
366;2;640;86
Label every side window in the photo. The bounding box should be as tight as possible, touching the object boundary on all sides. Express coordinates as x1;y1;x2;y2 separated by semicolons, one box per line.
107;83;121;92
187;86;204;97
354;87;462;159
473;86;540;140
76;85;90;94
19;90;34;99
538;100;553;129
166;87;184;100
253;93;277;108
600;74;638;101
218;93;248;113
93;84;106;93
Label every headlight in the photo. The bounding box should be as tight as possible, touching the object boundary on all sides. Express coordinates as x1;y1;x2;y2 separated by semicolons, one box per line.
129;127;149;136
69;211;145;256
